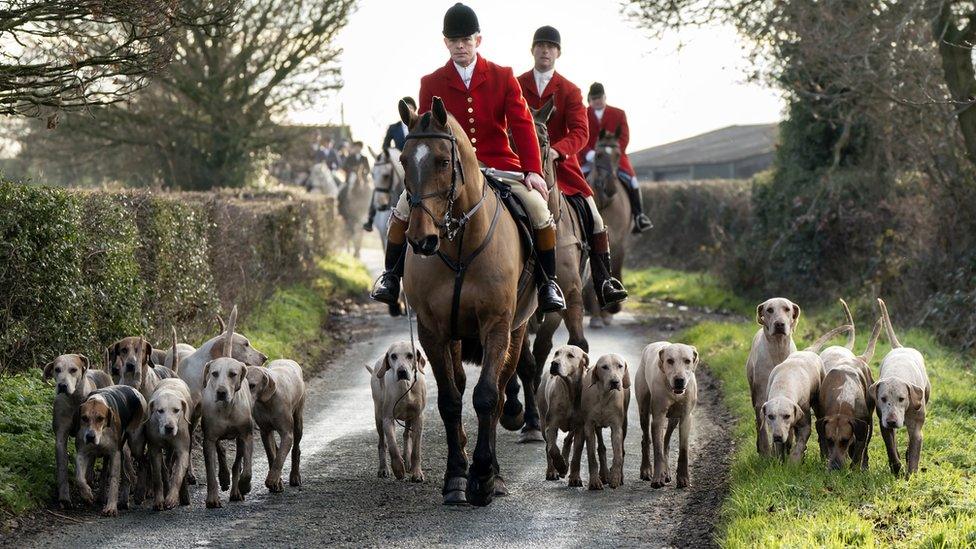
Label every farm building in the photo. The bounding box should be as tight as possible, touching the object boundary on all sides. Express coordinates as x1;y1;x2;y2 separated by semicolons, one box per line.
630;123;778;181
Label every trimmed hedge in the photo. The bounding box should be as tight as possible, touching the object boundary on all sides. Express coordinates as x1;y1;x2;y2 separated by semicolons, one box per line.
0;183;338;374
628;179;752;271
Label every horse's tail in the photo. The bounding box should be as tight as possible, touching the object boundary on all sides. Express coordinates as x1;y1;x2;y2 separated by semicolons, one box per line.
460;337;484;365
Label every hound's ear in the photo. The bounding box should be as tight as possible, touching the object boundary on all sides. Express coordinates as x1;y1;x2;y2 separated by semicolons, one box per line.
867;381;880;403
142;339;153;369
417;352;427;373
260;373;277;403
691;347;700;370
377;354;392;379
852;418;869;440
431;96;448;127
43;360;55;380
148;398;158;415
760;403;767;419
109;407;120;435
793;402;805;421
539;97;555;122
756;303;766;326
588;364;601;387
236;365;248;392
79;355;90;374
203;361;213;386
791;302;802;327
580;351;589;370
399;99;419;128
622;361;631;390
908;383;925;412
614;125;622;139
658;348;667;372
180;398;190;423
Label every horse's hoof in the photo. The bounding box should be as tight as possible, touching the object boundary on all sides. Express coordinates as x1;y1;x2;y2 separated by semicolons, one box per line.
493;476;509;497
466;474;495;507
518;428;545;444
442;477;468;506
500;410;525;432
589;317;604;329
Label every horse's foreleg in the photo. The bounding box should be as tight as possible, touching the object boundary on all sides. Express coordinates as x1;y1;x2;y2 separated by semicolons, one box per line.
517;336;544;443
531;312;561;371
563;286;589;352
468;321;517;507
419;325;467;505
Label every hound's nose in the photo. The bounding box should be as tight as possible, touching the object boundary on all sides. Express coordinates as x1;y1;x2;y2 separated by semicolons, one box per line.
126;362;137;372
397;369;410;381
886;419;898;429
772;434;784;443
258;353;268;364
673;378;686;391
828;460;843;471
550;361;561;376
57;383;68;394
609;380;621;390
216;389;228;401
85;432;95;443
773;321;786;334
411;235;439;256
164;425;175;435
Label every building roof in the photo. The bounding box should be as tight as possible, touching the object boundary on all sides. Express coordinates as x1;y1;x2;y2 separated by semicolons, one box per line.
630;124;778;169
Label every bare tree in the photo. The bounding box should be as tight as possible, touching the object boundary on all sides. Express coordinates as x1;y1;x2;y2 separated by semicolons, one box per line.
0;1;231;121
14;0;356;189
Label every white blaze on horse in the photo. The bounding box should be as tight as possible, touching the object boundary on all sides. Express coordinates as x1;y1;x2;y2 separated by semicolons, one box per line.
399;97;536;507
585;128;632;327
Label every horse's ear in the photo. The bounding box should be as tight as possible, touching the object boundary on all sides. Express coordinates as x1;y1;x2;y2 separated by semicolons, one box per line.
614;125;622;139
368;145;378;159
399;99;419;129
539;97;555;123
431;96;448;127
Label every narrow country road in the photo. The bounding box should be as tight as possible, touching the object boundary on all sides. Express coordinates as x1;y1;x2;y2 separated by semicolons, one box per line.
6;247;733;548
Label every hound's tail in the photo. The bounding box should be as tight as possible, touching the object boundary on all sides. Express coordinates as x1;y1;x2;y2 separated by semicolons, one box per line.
804;324;855;353
171;326;180;374
839;298;855;350
876;298;902;349
223;305;238;358
859;317;883;363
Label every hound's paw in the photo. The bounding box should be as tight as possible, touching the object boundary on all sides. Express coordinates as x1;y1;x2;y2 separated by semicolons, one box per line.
153;499;166;511
546;470;560;481
100;506;118;517
219;472;231;491
186;472;197;485
229;490;244;502
266;476;284;493
610;472;623;489
676;476;689;489
553;455;568;476
639;468;652;481
58;497;73;510
599;470;610;484
377;467;390;478
409;471;425;483
391;459;406;480
650;476;665;489
239;475;252;495
78;486;94;505
568;476;583;487
588;478;604;491
289;472;301;487
206;496;222;509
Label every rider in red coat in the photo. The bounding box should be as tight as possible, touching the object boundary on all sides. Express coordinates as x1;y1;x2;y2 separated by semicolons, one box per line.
517;26;626;308
579;83;653;233
370;3;565;314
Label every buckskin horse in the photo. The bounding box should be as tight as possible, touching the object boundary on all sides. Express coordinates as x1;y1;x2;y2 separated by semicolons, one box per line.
502;98;590;444
398;97;535;506
338;155;373;258
585;128;632;328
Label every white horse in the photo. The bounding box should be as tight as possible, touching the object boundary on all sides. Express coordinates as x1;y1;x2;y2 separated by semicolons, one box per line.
306;161;339;197
369;148;405;251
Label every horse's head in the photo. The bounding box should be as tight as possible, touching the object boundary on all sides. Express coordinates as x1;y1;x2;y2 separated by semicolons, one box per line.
371;147;403;205
398;96;476;256
343;154;371;189
588;127;622;206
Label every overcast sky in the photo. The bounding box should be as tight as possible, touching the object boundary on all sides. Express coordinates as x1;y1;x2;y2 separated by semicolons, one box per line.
289;0;784;153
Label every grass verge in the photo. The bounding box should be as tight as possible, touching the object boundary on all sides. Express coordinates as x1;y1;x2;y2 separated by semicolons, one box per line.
0;253;369;520
623;266;752;316
627;267;976;547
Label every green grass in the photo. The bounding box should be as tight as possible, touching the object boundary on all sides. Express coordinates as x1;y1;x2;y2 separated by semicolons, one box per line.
0;253;369;518
625;266;976;547
623;266;752;316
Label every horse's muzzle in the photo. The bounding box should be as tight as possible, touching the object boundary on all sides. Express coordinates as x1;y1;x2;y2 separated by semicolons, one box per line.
410;235;440;256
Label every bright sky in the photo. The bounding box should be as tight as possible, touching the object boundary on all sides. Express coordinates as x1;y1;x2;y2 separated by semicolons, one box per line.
289;0;784;153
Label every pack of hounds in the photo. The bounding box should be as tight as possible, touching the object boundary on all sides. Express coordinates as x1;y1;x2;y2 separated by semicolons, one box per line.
369;296;930;492
47;306;306;516
46;297;928;516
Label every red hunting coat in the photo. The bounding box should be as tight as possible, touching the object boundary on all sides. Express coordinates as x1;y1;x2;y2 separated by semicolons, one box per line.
517;70;592;197
418;56;542;176
580;105;635;177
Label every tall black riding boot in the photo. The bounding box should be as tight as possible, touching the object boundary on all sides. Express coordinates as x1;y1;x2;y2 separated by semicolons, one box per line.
590;230;628;308
535;226;566;314
624;183;653;233
370;217;408;307
362;201;377;232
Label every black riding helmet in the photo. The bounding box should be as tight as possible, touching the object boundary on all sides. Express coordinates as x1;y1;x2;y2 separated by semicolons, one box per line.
443;3;479;38
532;26;561;49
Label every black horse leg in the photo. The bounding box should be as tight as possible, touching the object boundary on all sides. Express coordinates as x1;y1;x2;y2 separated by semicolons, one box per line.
501;374;524;431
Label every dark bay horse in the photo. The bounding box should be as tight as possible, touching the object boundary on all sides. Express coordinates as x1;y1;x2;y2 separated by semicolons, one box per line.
399;97;536;506
502;98;589;443
585;129;632;327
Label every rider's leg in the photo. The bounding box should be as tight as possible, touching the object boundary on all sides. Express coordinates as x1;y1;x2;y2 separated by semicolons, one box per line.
369;193;409;305
585;196;628;308
617;170;653;233
509;183;566;314
362;197;378;232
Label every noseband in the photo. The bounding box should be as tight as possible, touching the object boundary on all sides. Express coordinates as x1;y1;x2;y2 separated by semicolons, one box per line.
403;129;487;242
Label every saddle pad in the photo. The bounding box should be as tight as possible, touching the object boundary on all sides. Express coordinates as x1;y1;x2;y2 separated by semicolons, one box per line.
565;193;594;246
483;174;537;296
